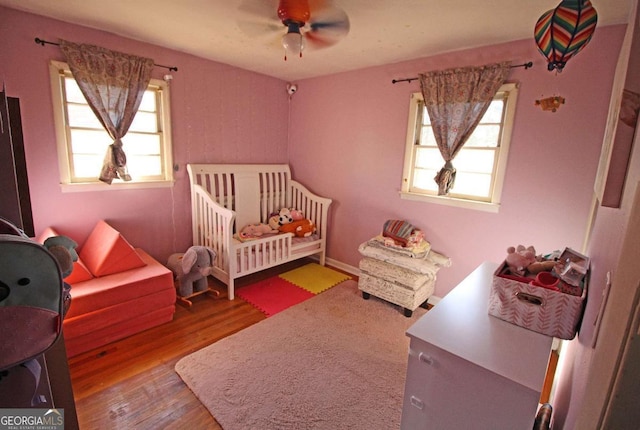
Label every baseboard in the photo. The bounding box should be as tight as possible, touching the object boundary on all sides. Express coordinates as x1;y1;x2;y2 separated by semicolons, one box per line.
326;257;359;277
428;295;442;306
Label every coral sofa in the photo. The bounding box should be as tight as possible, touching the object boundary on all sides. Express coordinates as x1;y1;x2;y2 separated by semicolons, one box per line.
38;220;175;357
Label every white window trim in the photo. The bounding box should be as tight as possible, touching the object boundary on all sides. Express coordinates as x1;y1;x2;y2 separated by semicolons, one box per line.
400;83;518;213
49;60;175;192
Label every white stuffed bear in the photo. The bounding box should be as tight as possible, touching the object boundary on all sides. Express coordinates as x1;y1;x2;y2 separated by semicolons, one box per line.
269;207;293;229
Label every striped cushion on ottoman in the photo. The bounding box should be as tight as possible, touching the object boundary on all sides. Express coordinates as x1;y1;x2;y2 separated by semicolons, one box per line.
382;219;415;246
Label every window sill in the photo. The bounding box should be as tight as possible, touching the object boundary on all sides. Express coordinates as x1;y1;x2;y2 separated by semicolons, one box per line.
399;191;500;213
60;180;174;193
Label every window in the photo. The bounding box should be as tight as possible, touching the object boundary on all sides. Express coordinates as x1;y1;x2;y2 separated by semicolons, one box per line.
401;83;518;212
49;60;174;191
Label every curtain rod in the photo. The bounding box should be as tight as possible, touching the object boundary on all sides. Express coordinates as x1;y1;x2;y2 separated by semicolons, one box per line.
391;61;533;84
34;37;178;72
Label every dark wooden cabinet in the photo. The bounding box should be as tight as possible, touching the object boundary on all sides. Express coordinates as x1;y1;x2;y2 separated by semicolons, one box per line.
0;86;34;237
44;336;80;430
0;337;79;430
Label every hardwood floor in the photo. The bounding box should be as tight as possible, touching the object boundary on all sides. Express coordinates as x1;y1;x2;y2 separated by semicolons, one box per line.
68;259;321;429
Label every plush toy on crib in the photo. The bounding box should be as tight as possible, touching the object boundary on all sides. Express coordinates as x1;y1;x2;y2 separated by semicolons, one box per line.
279;219;316;238
269;207;306;229
289;209;305;221
268;207;293;230
239;223;278;240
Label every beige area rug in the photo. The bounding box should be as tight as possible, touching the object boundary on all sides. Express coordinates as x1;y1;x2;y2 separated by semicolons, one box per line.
175;279;427;430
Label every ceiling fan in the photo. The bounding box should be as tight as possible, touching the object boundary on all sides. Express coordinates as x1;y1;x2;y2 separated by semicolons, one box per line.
240;0;350;60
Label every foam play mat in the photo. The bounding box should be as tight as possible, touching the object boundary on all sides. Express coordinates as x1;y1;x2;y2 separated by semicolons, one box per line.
278;263;352;295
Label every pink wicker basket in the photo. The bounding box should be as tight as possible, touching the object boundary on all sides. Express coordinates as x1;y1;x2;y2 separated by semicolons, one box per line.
488;262;586;339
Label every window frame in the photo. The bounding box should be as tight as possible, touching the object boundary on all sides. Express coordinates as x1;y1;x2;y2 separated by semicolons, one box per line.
400;82;518;213
49;60;174;192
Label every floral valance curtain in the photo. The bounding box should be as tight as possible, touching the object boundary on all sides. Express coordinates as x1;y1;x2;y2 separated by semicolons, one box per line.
418;62;511;195
59;39;154;184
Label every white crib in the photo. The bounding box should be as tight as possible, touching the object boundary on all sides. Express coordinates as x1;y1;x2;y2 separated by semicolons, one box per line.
187;164;332;300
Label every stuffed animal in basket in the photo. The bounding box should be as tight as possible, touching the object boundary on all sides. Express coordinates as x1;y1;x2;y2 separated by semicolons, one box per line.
505;245;537;276
239;223;278;240
166;246;216;297
279;219;316;238
527;258;557;274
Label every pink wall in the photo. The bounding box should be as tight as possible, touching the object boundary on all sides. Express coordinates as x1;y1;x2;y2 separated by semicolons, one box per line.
289;25;626;298
553;102;640;428
0;7;289;262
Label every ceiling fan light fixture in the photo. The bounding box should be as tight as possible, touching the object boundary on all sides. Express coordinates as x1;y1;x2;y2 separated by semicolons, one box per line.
273;0;349;61
282;23;305;60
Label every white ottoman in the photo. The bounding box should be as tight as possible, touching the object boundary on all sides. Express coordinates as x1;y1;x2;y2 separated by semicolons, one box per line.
358;239;451;317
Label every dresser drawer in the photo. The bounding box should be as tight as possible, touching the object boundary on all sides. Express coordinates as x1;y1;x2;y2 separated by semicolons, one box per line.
401;338;541;430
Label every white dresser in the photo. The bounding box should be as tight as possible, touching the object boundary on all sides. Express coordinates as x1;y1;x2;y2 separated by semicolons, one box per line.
400;262;553;430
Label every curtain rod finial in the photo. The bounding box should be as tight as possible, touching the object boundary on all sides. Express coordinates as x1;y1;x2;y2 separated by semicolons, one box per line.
35;37;45;46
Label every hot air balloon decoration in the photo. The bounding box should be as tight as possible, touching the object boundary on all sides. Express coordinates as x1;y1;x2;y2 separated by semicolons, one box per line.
534;0;598;72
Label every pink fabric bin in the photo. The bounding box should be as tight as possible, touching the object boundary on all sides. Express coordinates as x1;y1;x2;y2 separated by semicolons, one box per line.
488;261;586;340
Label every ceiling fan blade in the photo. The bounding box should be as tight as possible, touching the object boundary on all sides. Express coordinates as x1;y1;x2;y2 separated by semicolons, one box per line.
238;0;279;20
309;5;349;31
305;32;338;49
308;0;332;14
237;0;284;38
306;6;349;49
237;18;283;39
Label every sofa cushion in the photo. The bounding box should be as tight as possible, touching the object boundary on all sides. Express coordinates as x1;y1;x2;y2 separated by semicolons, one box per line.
64;258;94;284
65;248;173;319
37;227;94;284
80;220;146;277
63;305;175;357
63;289;175;337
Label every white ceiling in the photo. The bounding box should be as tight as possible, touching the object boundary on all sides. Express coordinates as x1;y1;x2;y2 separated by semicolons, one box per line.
0;0;632;81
